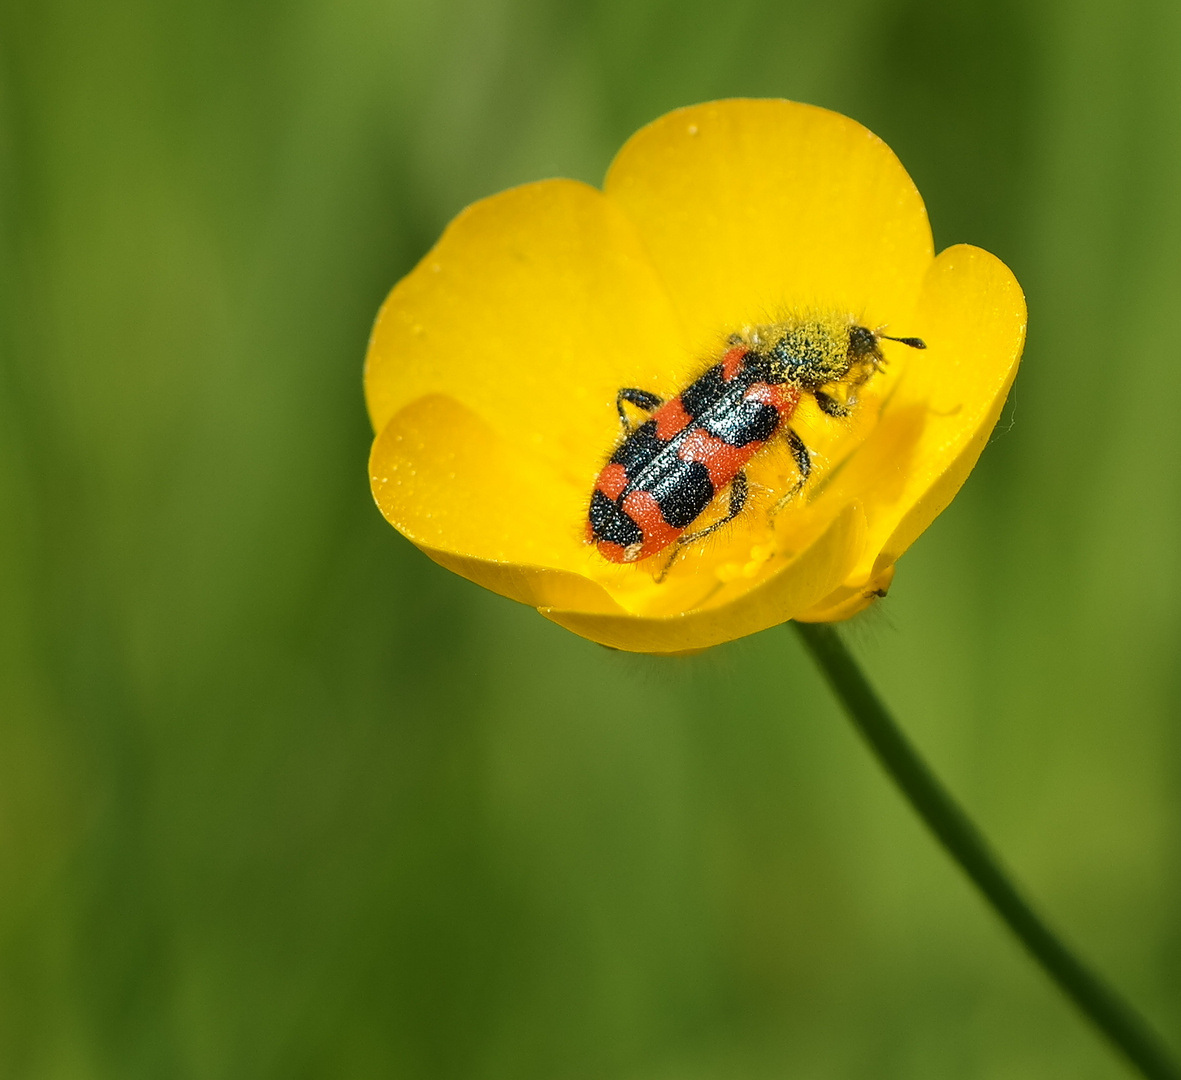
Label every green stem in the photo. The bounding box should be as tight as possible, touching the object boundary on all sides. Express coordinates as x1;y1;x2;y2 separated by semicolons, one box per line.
793;620;1179;1080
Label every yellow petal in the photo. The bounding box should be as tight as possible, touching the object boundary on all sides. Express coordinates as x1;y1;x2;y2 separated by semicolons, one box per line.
365;178;690;499
540;503;865;652
370;394;623;613
363;100;1025;651
795;565;896;624
605;100;934;360
800;243;1026;605
876;244;1027;571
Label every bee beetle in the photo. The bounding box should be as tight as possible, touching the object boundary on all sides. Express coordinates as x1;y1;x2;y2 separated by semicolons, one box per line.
586;316;925;570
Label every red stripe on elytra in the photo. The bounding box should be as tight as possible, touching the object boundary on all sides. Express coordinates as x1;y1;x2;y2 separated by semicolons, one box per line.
744;381;801;418
677;427;757;490
721;346;747;381
654;396;692;440
595;540;629;563
594;462;628;500
622;490;682;560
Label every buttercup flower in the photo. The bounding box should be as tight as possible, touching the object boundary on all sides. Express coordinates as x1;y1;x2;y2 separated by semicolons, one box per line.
365;100;1026;653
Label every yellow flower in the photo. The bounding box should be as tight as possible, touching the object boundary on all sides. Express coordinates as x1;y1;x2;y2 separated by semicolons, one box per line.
365;100;1026;654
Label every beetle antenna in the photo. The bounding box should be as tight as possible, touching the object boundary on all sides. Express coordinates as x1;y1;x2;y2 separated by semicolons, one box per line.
880;335;926;349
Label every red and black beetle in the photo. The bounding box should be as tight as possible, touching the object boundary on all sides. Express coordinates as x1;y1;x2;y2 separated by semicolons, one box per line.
586;317;925;569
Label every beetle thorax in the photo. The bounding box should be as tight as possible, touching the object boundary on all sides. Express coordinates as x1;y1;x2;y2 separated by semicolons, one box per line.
765;320;857;389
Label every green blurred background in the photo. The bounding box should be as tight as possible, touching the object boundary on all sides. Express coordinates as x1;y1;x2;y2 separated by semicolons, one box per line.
2;0;1179;1076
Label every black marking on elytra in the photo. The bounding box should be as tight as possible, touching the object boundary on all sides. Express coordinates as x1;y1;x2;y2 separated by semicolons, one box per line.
681;364;730;418
681;471;748;543
703;395;779;446
656;471;751;582
610;420;664;472
588;489;643;547
651;459;714;529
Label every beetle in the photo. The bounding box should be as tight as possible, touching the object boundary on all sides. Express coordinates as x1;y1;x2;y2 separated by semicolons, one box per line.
586;316;925;570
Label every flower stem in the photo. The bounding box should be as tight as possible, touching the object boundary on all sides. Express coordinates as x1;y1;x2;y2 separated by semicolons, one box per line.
792;620;1179;1080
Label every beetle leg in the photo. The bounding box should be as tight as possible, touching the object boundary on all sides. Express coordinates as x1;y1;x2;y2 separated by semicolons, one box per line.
814;390;850;418
770;429;811;517
656;472;749;582
682;470;748;543
615;388;663;431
